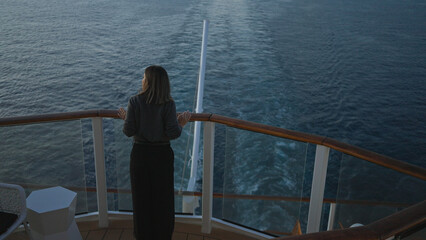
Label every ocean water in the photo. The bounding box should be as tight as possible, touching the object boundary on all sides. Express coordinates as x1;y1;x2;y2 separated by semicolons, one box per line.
1;0;425;233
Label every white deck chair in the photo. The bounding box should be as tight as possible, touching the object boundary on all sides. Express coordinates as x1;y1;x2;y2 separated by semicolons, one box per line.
0;183;31;240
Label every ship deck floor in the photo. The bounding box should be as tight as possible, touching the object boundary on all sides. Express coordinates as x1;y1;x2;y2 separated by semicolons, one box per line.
7;219;262;240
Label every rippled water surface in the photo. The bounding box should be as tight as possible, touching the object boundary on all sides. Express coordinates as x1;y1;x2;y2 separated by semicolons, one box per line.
1;0;425;233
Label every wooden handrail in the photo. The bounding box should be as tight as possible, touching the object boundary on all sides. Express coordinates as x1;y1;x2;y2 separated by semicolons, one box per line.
0;110;118;126
272;200;426;240
193;113;426;181
0;110;425;180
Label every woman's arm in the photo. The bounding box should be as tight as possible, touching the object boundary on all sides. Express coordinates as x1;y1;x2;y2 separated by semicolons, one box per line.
118;108;126;120
178;111;191;127
121;98;137;137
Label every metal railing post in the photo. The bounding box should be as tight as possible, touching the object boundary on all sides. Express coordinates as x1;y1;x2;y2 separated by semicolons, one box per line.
327;203;337;230
307;145;330;233
92;117;109;227
201;122;215;234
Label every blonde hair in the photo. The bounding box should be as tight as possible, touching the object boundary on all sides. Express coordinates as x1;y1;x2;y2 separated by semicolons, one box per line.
141;65;173;104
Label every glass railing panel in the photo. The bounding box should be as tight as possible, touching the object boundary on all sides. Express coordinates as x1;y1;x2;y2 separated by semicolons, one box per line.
172;121;197;214
0;120;88;214
112;118;134;211
332;153;426;229
112;119;196;213
222;126;308;236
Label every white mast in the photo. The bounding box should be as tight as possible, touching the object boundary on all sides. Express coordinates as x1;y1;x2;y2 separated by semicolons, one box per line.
183;20;209;213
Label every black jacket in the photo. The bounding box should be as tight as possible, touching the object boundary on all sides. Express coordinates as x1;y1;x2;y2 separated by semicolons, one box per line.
123;93;182;143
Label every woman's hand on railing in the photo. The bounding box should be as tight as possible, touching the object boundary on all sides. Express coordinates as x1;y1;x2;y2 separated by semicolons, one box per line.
178;111;191;127
118;108;127;120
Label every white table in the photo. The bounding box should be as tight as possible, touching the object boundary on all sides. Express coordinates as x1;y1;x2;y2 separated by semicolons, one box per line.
26;186;82;240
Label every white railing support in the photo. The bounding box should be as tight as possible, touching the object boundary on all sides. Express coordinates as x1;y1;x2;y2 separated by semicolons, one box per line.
91;117;109;228
307;145;330;233
327;203;337;230
184;19;209;213
201;122;215;234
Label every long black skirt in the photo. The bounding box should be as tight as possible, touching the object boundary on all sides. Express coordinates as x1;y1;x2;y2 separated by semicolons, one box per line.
130;143;175;240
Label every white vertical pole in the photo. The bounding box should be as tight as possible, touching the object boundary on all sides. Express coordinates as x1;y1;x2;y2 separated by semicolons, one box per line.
306;145;330;233
195;19;209;114
92;117;109;228
202;122;215;234
183;20;209;213
327;203;337;231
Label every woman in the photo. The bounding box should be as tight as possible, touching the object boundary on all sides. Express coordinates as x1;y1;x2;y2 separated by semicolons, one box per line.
118;65;191;240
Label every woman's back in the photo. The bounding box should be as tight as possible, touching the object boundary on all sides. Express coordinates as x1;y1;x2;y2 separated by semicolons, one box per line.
123;93;182;143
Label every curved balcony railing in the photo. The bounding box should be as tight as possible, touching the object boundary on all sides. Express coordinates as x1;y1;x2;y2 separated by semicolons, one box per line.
1;110;423;180
0;110;425;238
276;199;425;240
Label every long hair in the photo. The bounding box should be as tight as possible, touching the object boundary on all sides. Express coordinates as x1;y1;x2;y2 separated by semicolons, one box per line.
141;65;173;104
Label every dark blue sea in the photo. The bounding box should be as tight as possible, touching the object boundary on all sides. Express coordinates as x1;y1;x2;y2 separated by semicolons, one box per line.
1;0;425;234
